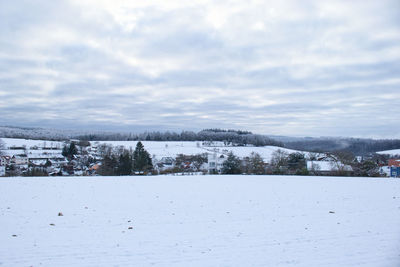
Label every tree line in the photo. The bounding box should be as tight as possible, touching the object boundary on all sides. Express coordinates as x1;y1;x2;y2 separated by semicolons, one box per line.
285;138;400;156
97;142;153;176
219;150;386;177
2;126;400;155
76;129;284;147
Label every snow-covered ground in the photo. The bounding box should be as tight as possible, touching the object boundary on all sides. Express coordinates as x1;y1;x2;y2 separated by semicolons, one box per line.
1;138;64;149
377;149;400;156
1;175;399;266
93;140;298;162
0;138;64;158
1;138;300;162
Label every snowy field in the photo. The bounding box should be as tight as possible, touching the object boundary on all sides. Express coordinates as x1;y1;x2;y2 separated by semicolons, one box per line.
1;138;301;162
377;149;400;156
92;140;299;161
1;138;64;149
1;175;400;267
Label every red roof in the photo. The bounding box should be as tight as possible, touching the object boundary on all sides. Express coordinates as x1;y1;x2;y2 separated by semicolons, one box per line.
388;159;400;167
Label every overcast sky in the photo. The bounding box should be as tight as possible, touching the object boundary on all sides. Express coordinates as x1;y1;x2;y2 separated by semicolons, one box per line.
0;0;399;138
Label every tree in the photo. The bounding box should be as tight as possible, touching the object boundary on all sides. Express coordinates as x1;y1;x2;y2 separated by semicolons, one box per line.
287;152;307;175
221;152;242;174
117;152;133;175
69;142;78;156
329;150;355;176
97;144;113;158
269;149;289;174
353;160;380;177
133;142;153;173
98;154;118;176
0;138;5;156
62;142;78;159
244;152;266;174
62;145;68;157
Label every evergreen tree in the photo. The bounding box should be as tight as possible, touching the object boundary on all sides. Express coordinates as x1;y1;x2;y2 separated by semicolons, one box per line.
68;142;78;156
287;152;306;174
98;154;118;176
221;152;242;174
133;142;153;173
0;138;5;155
62;142;78;159
62;145;68;157
117;152;133;175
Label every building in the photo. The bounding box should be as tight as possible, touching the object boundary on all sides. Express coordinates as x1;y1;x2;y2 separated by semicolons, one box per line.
11;155;29;165
379;166;391;177
0;165;5;176
208;153;226;174
388;159;400;178
0;156;11;166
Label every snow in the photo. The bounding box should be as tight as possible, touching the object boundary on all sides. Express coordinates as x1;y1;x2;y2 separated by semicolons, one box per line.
1;138;64;149
377;149;400;156
1;138;301;162
2;149;64;158
95;141;207;159
93;140;298;162
1;175;399;266
0;138;64;159
307;161;353;172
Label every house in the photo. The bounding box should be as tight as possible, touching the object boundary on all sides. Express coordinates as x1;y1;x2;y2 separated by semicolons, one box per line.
379;165;391;177
155;157;175;171
0;165;5;176
88;163;101;175
11;155;29;165
388;159;400;178
208;153;226;174
29;159;53;173
0;156;11;165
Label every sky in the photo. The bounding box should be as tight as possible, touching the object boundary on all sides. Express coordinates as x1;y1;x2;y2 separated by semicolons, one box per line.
0;0;399;138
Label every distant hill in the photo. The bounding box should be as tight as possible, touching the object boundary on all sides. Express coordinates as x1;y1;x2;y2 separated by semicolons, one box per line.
283;137;400;155
1;126;399;155
0;126;283;147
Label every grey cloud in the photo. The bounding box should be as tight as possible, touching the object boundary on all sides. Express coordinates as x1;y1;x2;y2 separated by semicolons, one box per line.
0;0;399;137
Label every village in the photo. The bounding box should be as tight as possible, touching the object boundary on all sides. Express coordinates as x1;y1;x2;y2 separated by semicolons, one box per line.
0;138;399;178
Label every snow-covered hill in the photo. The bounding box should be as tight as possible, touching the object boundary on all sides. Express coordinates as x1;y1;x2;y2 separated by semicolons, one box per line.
0;138;64;159
1;138;64;149
1;175;399;266
377;149;400;156
1;138;301;162
93;140;299;161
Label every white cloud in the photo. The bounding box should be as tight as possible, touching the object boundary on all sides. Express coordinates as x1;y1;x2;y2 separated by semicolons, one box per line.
0;0;399;137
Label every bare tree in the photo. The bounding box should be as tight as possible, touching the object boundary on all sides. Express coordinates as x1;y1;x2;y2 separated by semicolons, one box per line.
0;138;5;156
269;149;289;174
328;150;355;176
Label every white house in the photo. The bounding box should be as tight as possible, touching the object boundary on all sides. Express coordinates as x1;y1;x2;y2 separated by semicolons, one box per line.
379;166;391;177
0;165;5;176
208;153;226;174
0;156;10;165
11;155;29;165
154;157;175;172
